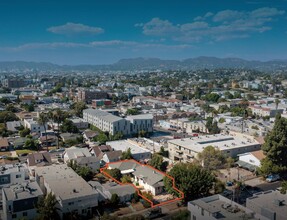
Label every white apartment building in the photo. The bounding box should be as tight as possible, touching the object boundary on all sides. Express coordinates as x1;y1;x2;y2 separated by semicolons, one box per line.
0;164;29;189
168;132;261;162
35;164;98;219
83;109;130;135
83;109;153;136
2;181;43;220
126;114;153;134
249;105;284;118
23;118;47;134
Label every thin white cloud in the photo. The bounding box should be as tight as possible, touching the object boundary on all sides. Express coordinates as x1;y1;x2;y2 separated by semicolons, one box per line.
0;41;192;51
47;22;104;35
137;7;285;42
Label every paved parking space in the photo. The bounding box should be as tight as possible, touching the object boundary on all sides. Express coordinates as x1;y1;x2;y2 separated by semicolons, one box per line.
218;168;255;182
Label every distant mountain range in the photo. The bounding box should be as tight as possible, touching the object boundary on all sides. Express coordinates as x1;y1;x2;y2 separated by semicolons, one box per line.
0;57;287;72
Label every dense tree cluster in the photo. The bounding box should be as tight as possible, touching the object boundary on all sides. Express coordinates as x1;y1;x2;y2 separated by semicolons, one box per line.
260;114;287;175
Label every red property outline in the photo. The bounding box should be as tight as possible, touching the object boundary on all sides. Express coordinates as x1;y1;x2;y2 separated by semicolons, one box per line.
100;159;184;208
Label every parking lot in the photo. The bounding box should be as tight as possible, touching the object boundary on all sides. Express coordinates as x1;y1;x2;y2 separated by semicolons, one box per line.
217;167;256;183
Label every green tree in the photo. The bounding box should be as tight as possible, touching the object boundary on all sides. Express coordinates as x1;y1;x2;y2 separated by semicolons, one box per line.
24;138;38;150
110;193;120;205
158;146;169;157
141;192;153;208
197;146;227;170
275;98;280;110
20;128;31;137
51;109;68;148
121;148;133;160
280;181;287;194
38;113;49;151
105;168;122;181
22;104;35;112
164;163;215;202
96;133;109;145
218;118;226;123
126;108;140;115
70;101;87;117
203;93;220;103
0;97;11;104
5;104;18;112
148;154;168;172
60;119;79;133
76;166;94;181
67;160;94;181
36;192;60;220
121;175;132;183
0;111;19;123
138;130;147;138
206;117;220;134
260;114;287;174
214;179;225;194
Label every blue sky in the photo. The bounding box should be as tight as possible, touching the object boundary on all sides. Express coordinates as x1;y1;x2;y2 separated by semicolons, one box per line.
0;0;286;64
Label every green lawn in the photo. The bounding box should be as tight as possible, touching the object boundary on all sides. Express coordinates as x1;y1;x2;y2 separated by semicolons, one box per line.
16;149;36;155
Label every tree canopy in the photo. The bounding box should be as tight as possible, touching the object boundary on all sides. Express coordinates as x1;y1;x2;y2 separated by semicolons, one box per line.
126;108;140;115
0;111;19;123
105;168;122;181
60;119;79;133
197;145;227;170
148;153;168;172
67;160;94;181
164;163;215;202
36;192;60;220
260;114;287;174
121;148;133;160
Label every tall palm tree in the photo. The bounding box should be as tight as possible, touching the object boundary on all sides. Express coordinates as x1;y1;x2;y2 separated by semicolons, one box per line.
275;98;280;110
38;112;49;151
53;109;65;149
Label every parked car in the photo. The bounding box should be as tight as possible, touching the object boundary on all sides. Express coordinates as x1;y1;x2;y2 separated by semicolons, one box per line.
266;174;280;182
226;181;233;186
0;155;8;159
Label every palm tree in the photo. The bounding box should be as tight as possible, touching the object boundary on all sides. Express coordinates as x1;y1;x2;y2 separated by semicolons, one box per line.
275;98;280;110
38;112;49;151
52;109;65;149
37;192;60;220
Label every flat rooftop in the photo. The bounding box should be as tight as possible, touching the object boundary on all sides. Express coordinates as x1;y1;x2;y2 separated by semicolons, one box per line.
247;190;287;220
189;194;264;220
0;164;28;175
106;140;151;154
168;133;259;152
34;164;97;201
126;114;153;120
3;181;43;201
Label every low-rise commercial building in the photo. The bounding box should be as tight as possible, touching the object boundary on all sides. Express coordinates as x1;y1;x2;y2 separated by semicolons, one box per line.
168;133;260;162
